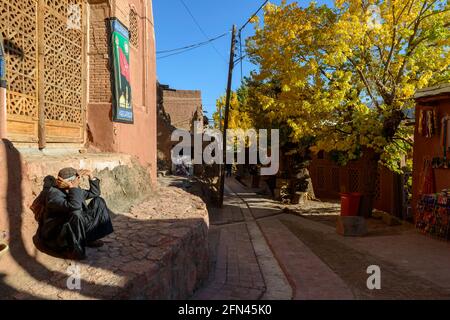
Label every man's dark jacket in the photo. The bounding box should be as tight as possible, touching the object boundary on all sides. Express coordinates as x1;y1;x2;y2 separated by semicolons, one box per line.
39;179;108;255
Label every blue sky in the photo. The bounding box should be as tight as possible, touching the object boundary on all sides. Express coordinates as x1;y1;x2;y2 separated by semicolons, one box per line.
153;0;333;118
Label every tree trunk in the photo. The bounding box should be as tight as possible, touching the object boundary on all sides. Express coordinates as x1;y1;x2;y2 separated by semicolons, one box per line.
306;175;316;200
359;150;381;217
294;167;316;200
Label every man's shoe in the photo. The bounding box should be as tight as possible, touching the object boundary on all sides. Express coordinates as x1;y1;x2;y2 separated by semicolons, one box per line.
65;249;86;260
86;240;104;248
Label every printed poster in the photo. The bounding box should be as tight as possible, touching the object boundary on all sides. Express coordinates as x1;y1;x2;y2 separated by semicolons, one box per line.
110;18;133;123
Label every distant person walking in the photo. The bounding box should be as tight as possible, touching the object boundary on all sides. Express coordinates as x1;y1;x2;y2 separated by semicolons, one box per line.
226;164;233;177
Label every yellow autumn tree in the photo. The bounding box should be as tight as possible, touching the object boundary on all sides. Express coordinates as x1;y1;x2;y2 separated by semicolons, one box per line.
247;0;450;214
213;86;254;130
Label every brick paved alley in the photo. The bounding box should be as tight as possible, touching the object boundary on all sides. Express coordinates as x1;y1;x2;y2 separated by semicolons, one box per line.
192;177;450;300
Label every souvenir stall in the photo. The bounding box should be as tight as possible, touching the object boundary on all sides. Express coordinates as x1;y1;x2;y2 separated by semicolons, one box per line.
413;84;450;240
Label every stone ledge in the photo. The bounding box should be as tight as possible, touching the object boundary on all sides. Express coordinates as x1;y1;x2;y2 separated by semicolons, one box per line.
0;141;209;299
0;184;209;300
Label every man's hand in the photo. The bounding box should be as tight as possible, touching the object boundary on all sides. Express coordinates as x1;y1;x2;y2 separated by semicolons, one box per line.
71;176;81;188
78;169;94;180
57;176;80;189
56;177;72;189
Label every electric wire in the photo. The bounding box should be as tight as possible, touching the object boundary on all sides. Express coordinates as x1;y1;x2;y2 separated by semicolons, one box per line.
239;0;269;32
157;45;206;60
157;1;268;62
156;32;229;55
236;0;269;82
179;0;228;63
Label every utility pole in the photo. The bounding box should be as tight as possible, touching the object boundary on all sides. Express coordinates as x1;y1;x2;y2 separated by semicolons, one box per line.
218;25;237;207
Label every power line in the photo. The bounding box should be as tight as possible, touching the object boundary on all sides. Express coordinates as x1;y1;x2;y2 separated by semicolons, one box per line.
156;32;229;55
235;0;269;83
157;45;205;60
179;0;228;63
157;1;268;63
234;53;248;65
239;0;269;32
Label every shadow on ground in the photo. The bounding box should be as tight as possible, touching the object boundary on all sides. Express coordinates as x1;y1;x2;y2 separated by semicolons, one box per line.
0;139;208;300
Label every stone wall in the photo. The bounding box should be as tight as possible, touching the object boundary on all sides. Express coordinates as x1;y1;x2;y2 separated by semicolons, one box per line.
0;140;210;299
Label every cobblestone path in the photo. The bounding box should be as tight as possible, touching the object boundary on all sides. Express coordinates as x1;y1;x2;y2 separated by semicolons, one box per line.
193;177;450;300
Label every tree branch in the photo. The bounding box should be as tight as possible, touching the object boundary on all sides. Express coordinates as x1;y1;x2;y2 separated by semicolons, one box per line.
347;56;381;111
393;136;413;146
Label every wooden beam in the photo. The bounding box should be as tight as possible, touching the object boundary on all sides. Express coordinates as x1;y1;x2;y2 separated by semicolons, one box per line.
37;0;46;149
81;0;88;147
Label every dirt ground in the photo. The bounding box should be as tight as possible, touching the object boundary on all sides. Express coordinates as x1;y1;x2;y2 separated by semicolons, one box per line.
280;216;450;299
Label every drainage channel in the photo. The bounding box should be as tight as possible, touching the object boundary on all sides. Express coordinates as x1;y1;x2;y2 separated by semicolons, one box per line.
226;183;293;300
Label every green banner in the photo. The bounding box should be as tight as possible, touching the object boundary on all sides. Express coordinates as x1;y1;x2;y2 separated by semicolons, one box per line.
110;18;133;123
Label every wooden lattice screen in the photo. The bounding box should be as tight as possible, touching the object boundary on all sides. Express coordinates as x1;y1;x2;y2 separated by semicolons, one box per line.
317;166;325;190
1;0;85;144
1;0;39;142
129;8;139;48
331;167;340;192
348;168;360;193
43;0;84;143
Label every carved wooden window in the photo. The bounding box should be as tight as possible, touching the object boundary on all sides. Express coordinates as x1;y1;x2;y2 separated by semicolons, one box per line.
317;167;325;190
332;167;340;192
348;168;360;193
1;0;84;143
1;0;38;120
43;0;83;124
129;8;139;48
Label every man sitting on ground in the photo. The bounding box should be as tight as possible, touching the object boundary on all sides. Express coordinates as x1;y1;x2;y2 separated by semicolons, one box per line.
38;167;114;260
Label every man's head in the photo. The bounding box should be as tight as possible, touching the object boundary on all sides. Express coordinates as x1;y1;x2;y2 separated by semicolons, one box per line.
57;167;80;189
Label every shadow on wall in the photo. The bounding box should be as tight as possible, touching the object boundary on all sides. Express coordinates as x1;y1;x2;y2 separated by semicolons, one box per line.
0;139;209;299
156;84;177;172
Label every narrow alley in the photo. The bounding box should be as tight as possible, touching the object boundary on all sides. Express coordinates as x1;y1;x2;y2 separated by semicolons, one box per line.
193;177;450;300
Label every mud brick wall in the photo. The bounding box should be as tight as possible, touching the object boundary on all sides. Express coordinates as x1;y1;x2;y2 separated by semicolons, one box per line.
88;2;112;103
162;89;202;131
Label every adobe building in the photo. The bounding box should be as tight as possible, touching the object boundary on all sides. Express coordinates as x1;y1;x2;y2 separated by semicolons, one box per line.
158;84;203;132
0;0;157;181
0;0;157;256
412;83;450;218
157;83;204;171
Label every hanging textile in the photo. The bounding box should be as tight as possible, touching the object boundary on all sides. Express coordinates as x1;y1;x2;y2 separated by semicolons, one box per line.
441;115;450;160
420;159;436;195
416;193;450;240
418;108;437;138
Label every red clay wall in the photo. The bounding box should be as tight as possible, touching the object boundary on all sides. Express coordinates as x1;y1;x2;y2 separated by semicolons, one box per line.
412;94;450;218
162;89;202;131
309;152;400;216
87;0;157;183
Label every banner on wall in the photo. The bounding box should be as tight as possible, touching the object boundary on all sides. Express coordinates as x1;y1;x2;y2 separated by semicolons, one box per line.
109;18;133;123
